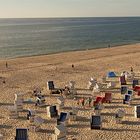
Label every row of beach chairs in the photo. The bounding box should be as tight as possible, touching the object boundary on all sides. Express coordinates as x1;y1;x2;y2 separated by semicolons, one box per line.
4;70;140;139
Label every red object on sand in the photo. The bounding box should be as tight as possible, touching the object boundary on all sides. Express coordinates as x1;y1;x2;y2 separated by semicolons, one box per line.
93;96;103;106
133;86;140;92
102;93;112;103
137;91;140;96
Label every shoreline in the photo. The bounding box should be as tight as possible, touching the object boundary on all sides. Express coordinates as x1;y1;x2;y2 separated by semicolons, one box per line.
1;42;140;61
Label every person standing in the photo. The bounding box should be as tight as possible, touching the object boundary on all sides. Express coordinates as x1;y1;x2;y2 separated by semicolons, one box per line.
6;62;8;68
130;67;133;72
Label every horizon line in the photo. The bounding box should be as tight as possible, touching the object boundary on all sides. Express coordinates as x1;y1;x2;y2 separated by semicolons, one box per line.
0;16;140;19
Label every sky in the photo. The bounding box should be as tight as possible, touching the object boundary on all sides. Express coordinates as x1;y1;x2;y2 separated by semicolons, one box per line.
0;0;140;18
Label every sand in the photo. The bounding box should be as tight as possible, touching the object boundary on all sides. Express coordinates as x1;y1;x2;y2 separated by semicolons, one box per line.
0;43;140;140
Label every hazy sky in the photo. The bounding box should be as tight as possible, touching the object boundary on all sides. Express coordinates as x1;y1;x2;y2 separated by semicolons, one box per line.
0;0;140;18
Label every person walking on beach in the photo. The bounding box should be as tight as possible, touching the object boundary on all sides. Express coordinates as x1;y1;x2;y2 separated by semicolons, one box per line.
6;62;8;68
130;67;133;73
72;64;74;68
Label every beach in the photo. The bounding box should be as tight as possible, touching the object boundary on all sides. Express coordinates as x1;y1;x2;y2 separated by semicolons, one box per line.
0;43;140;140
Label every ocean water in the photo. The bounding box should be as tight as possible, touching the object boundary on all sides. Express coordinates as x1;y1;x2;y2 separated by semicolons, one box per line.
0;17;140;58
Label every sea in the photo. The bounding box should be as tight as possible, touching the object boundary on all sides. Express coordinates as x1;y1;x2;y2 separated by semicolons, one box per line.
0;17;140;58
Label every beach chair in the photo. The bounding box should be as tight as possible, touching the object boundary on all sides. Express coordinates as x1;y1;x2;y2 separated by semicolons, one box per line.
120;75;126;85
46;105;58;118
102;76;107;83
115;109;125;124
132;79;139;89
125;72;134;82
92;83;100;94
69;81;75;89
47;81;63;95
57;112;69;126
69;81;77;96
47;81;55;90
133;85;140;96
87;78;97;90
102;93;112;103
8;106;19;119
93;96;104;106
107;72;117;78
27;109;36;122
83;97;93;107
14;93;24;112
107;81;116;89
33;86;42;96
123;94;131;104
94;104;104;115
30;116;44;132
52;124;66;140
15;128;28;140
15;93;24;102
137;90;140;96
14;100;23;112
133;85;140;92
121;86;128;94
57;97;64;110
35;95;46;107
127;89;134;99
69;107;78;121
90;115;102;129
134;105;140;118
77;97;85;107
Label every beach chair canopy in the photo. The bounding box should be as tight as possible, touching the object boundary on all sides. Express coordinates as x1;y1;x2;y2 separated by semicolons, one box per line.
124;94;131;101
120;75;126;85
47;81;55;90
47;105;58;118
121;86;127;94
107;72;116;78
94;96;103;106
91;115;101;125
133;80;139;89
50;106;57;113
96;96;103;103
127;90;133;95
124;72;132;79
103;93;112;101
15;128;28;140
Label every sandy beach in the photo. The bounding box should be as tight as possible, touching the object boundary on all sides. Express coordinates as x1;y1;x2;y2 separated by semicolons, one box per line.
0;43;140;140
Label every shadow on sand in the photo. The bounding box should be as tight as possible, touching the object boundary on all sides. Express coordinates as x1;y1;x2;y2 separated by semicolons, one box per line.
0;125;12;129
38;129;54;134
122;121;140;125
103;128;138;132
